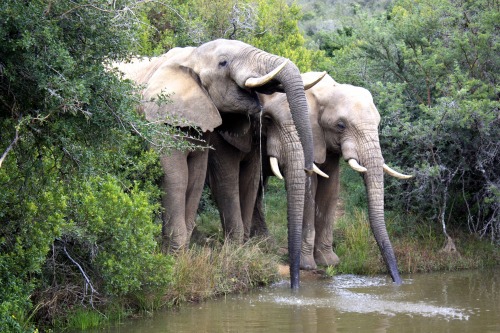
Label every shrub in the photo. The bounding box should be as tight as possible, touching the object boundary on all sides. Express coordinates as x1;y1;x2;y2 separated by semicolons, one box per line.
316;0;499;241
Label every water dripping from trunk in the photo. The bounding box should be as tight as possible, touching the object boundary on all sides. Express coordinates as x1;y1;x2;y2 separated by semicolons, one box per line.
259;105;266;215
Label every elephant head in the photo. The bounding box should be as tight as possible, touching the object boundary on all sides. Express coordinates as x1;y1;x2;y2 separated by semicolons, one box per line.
115;40;315;289
255;73;411;285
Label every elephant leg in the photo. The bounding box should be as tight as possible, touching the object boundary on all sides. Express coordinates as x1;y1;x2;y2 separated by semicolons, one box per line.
185;141;210;243
239;151;261;242
208;134;245;243
250;177;270;238
314;154;340;267
160;151;189;253
301;174;318;270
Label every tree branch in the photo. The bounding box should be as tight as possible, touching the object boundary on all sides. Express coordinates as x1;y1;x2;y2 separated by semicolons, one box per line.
0;125;19;168
63;244;98;308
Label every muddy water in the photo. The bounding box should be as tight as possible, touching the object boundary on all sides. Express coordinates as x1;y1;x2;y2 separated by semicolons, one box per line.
90;269;499;333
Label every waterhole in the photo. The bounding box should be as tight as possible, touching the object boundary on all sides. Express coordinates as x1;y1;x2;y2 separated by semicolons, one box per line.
80;268;499;333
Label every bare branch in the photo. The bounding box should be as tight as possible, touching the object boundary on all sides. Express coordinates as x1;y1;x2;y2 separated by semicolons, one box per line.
63;244;98;308
0;124;20;168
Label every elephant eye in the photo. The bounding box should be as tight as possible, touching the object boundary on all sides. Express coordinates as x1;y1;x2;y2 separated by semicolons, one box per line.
218;60;228;67
337;121;346;130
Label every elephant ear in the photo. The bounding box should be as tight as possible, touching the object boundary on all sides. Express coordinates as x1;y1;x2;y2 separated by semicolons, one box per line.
217;113;253;153
305;73;340;164
141;47;222;132
306;87;327;165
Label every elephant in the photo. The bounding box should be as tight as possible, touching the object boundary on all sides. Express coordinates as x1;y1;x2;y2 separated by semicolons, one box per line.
206;73;326;289
253;72;412;285
113;39;315;289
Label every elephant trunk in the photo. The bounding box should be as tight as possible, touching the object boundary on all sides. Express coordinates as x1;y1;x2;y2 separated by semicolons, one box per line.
273;61;314;173
361;143;402;285
284;142;306;290
278;122;306;290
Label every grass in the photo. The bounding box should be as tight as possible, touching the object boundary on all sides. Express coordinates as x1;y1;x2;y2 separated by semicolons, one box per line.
329;199;500;277
62;309;108;331
259;178;289;254
164;239;280;306
332;209;382;275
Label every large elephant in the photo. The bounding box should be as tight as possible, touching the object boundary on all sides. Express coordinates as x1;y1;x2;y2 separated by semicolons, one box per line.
114;39;315;289
254;73;412;285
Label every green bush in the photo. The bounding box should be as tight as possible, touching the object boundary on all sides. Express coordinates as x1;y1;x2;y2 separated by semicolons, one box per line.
65;176;173;296
312;0;499;241
0;149;68;332
0;0;181;329
136;0;332;71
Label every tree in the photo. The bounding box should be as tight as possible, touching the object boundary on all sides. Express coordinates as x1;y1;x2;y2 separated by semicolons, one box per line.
0;1;179;330
136;0;332;71
315;0;499;242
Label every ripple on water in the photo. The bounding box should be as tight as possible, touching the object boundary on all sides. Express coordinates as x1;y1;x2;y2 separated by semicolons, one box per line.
259;274;472;321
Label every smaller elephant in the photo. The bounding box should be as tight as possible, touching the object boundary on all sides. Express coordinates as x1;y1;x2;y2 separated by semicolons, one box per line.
254;73;412;284
206;73;326;289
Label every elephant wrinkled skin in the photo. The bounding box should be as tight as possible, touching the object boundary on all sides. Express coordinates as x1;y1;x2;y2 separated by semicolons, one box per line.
254;73;412;285
207;73;326;290
114;39;315;289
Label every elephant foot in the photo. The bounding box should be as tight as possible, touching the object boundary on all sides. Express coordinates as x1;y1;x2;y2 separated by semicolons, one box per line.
314;249;340;267
161;236;187;254
223;227;244;245
300;253;317;270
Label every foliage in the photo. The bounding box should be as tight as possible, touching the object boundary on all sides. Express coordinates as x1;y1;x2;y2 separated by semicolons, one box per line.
0;0;181;330
309;0;500;241
34;174;174;324
244;0;331;71
136;0;332;72
0;150;68;332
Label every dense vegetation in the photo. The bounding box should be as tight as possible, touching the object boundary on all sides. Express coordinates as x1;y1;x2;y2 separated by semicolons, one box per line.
1;0;498;331
300;0;499;243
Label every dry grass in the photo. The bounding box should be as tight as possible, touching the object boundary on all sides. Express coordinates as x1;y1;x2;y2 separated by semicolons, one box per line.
163;238;281;306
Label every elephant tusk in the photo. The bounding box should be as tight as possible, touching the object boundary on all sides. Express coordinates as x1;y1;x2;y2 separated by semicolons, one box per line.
348;159;367;173
303;71;327;90
245;59;289;88
270;156;284;180
383;164;413;179
313;163;329;178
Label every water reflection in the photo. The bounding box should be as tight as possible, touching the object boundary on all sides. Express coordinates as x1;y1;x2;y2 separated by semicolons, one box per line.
86;269;499;333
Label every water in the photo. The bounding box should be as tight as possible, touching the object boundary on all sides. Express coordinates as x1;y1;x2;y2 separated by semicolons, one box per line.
86;269;499;333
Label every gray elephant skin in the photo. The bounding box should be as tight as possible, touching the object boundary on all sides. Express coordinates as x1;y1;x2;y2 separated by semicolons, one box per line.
114;39;315;289
206;102;307;286
207;72;327;289
253;73;412;285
